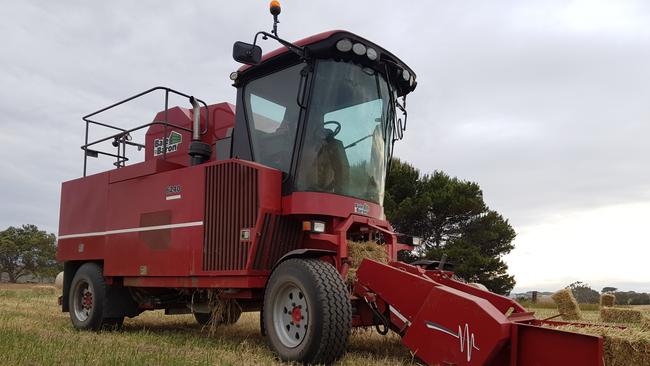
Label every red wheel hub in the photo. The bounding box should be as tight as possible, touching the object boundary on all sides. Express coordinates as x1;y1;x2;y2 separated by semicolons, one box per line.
82;292;93;309
291;306;302;324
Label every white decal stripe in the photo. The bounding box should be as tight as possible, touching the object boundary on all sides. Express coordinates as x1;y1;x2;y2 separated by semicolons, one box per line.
166;194;181;200
58;221;203;240
389;306;411;325
425;322;459;338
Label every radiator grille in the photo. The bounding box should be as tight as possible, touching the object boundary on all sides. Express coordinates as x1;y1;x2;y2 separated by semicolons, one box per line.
253;214;302;270
203;162;258;271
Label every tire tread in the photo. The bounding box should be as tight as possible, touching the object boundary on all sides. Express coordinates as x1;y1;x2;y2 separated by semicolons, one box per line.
266;258;351;364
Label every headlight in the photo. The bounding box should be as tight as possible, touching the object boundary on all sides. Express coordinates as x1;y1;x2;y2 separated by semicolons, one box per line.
336;38;353;52
302;220;326;233
352;43;367;56
366;47;378;61
312;221;326;233
229;71;239;81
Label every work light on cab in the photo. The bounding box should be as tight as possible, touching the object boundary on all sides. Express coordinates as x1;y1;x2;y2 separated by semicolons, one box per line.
336;38;353;52
366;47;378;61
352;42;366;55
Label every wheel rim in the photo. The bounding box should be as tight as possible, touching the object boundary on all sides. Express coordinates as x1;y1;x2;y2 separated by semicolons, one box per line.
72;279;94;322
272;282;308;348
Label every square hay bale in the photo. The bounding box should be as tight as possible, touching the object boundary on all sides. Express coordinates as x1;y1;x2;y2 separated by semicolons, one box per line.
346;240;389;283
600;307;644;324
549;324;650;366
551;288;582;320
641;317;650;332
600;293;616;308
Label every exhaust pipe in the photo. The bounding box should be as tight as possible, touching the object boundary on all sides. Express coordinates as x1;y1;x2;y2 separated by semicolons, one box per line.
191;96;201;141
188;96;211;166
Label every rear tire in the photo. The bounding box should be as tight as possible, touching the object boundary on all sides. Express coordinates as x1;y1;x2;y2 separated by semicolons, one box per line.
69;262;114;331
263;258;351;364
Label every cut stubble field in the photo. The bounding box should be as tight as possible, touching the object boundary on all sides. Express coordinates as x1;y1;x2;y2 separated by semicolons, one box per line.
2;284;649;365
0;284;413;366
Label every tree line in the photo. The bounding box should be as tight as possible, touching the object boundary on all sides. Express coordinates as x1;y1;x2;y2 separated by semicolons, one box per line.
0;224;60;283
569;282;650;305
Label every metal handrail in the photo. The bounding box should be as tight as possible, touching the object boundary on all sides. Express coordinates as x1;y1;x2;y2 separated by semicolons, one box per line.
81;86;210;176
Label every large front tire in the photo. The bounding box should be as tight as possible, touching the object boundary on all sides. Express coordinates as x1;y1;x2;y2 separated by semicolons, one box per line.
263;258;351;364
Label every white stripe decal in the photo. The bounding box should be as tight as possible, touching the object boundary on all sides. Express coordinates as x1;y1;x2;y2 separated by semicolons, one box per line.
166;194;181;200
389;306;411;325
58;221;203;240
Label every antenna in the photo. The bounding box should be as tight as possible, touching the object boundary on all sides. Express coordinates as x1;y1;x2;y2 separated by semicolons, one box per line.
269;1;281;36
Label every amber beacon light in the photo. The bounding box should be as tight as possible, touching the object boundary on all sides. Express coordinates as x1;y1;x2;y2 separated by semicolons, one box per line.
270;1;281;15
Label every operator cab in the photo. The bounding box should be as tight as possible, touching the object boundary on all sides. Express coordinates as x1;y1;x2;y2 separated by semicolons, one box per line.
230;27;416;208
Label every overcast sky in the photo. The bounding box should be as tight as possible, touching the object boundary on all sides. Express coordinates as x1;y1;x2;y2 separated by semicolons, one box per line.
1;1;648;293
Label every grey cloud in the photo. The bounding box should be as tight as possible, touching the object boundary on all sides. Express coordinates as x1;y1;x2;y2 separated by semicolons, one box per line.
1;1;648;251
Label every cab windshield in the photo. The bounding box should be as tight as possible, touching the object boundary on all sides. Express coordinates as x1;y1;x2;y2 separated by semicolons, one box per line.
295;60;393;204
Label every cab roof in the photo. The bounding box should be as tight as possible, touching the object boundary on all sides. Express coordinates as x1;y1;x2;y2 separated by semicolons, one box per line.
236;30;417;97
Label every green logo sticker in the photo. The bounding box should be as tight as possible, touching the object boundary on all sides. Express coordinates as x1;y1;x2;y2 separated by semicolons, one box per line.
154;131;183;156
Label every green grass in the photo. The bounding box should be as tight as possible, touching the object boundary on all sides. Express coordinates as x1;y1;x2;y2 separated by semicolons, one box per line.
0;285;413;366
1;285;647;365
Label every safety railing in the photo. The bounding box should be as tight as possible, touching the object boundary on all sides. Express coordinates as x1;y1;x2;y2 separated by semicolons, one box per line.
81;86;209;176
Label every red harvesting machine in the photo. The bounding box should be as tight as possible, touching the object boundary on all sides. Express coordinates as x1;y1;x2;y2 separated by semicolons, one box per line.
57;3;605;365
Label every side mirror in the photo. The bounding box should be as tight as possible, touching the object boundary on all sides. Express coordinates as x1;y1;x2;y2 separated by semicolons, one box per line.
233;41;262;65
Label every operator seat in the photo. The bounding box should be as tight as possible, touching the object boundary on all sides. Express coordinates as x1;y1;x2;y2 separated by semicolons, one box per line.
298;128;350;194
315;133;350;193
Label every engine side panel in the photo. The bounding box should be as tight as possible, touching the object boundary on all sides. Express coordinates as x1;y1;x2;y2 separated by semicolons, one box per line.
57;172;109;261
58;159;285;285
103;164;206;276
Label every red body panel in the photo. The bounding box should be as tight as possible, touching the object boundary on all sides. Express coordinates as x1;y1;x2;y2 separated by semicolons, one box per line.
104;165;206;276
282;192;384;220
59;172;110;237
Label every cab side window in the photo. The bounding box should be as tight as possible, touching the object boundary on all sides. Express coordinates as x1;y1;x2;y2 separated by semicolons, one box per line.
244;63;304;173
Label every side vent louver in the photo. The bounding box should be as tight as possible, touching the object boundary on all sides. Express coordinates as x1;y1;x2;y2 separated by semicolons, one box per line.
203;162;258;271
253;214;302;269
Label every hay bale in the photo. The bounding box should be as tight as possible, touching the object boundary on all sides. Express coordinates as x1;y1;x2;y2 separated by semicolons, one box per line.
31;285;56;295
54;271;64;289
641;317;650;332
549;324;650;366
600;307;644;324
600;293;616;308
551;288;582;320
347;240;388;283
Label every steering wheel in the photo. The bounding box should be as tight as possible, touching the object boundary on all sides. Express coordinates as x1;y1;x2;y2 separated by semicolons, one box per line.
323;121;341;137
